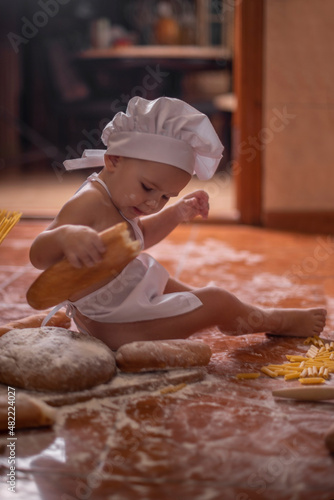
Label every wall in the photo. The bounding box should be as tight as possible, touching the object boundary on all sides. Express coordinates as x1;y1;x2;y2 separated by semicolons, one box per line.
263;0;334;214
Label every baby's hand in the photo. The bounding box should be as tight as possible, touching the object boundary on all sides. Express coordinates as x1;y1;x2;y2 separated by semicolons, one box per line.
61;225;106;268
176;190;209;222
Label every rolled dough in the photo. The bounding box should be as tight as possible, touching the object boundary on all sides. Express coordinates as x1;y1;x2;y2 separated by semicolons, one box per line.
116;339;212;372
0;327;116;393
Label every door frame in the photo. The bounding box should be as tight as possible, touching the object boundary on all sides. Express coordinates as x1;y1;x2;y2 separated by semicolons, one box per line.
234;0;264;225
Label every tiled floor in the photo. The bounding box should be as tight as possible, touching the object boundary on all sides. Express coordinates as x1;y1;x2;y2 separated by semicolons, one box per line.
1;221;334;500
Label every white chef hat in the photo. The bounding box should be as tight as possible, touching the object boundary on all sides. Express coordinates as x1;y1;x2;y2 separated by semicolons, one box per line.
64;96;224;180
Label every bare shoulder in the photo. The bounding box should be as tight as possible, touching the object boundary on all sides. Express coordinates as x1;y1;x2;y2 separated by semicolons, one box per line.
49;184;119;231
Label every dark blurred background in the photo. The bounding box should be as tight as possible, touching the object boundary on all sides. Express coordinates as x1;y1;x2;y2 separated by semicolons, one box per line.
0;0;234;178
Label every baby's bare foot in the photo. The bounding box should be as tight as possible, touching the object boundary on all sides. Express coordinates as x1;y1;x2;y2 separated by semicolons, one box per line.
267;307;327;337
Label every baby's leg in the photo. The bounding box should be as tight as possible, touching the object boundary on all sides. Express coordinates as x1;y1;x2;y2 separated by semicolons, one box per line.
164;280;326;338
195;286;326;338
80;284;326;349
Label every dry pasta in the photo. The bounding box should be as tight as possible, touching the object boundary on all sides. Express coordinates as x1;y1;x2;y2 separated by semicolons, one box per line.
237;335;334;385
0;210;22;245
262;335;334;385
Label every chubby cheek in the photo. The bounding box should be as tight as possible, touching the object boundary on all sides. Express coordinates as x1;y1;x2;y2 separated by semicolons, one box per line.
123;191;141;205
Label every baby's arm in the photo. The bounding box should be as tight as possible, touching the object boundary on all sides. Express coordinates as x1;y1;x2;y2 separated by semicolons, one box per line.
30;195;106;270
141;190;209;249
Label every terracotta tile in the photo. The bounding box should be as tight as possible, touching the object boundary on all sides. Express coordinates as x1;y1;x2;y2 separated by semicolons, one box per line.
1;221;334;499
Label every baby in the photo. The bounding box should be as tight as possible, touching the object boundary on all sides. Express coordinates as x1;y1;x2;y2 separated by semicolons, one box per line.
30;97;326;350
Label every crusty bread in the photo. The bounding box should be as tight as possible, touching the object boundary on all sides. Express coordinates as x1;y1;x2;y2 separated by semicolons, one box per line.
0;327;116;392
26;222;140;310
116;339;212;373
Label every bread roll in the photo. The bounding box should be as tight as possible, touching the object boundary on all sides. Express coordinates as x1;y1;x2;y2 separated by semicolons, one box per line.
116;339;212;373
0;393;56;430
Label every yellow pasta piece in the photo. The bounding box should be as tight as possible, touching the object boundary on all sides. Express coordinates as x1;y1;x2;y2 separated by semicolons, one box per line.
299;377;325;385
160;383;187;394
274;369;288;376
286;355;307;361
305;361;324;367
303;337;313;345
284;372;301;380
282;366;303;373
306;350;318;359
260;367;278;378
236;373;260;380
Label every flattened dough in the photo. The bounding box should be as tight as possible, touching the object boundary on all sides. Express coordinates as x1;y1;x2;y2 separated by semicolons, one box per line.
116;339;212;372
0;327;116;392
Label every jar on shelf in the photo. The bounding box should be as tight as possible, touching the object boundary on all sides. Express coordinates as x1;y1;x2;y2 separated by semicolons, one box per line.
153;2;180;45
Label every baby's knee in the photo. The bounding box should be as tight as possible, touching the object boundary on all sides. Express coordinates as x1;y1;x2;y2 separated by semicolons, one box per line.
195;285;231;307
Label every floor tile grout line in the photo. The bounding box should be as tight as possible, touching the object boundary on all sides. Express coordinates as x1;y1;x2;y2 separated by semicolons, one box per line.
0;303;32;309
0;264;33;291
0;265;36;272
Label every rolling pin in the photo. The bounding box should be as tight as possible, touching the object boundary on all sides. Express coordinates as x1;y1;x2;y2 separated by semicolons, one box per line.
272;386;334;401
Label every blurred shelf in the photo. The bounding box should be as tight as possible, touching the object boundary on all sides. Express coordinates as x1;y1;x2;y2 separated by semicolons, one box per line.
78;45;232;61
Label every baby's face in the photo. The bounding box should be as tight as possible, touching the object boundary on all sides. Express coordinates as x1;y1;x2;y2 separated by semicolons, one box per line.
105;156;191;219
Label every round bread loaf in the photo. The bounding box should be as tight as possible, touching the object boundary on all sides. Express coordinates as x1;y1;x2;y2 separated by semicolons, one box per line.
116;339;212;372
0;327;116;392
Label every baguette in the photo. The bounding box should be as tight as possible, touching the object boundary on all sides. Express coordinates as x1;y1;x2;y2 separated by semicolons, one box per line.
116;339;212;373
0;310;70;337
26;222;141;310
